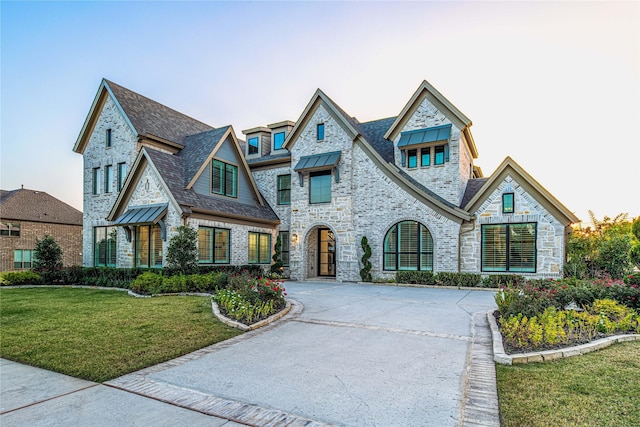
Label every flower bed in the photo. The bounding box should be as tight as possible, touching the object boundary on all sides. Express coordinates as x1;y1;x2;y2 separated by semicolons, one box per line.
212;275;287;325
495;275;640;354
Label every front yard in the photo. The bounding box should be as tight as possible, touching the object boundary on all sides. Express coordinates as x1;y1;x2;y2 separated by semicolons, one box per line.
0;287;242;382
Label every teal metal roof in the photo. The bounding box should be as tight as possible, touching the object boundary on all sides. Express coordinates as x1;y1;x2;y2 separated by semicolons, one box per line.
113;203;168;225
397;124;452;148
294;151;341;171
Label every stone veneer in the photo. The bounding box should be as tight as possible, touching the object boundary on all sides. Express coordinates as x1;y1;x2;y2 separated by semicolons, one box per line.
459;176;566;277
82;96;138;267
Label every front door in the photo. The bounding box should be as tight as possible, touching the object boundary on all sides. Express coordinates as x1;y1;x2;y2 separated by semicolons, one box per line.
318;228;336;277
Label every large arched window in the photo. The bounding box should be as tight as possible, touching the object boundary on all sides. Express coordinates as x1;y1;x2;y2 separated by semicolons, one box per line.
383;221;434;271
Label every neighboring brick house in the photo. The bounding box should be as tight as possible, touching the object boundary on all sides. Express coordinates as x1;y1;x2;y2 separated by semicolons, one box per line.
74;79;579;280
0;188;83;271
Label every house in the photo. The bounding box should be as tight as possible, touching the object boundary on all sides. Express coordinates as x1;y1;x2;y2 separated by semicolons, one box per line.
73;79;579;280
0;187;83;271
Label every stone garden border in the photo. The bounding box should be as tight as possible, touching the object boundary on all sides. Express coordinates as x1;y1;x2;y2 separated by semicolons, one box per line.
487;309;640;365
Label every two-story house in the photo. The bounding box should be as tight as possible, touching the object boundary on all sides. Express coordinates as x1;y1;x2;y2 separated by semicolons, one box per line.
74;79;578;280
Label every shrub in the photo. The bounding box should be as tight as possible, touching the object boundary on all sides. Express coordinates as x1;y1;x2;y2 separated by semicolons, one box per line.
270;235;284;274
495;284;556;319
436;272;481;287
624;273;640;287
1;271;42;286
165;226;199;274
359;236;372;282
396;271;436;285
33;235;63;282
130;272;164;295
482;274;525;288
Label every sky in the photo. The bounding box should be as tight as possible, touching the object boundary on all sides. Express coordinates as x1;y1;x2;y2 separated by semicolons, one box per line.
1;1;639;226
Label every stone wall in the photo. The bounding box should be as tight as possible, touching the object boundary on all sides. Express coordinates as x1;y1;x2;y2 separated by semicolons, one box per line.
82;95;138;266
459;175;566;277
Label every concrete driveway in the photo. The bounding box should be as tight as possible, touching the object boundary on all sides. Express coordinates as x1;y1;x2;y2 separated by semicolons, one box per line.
2;282;499;426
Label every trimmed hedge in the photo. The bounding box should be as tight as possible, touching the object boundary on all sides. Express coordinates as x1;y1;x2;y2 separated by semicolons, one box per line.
395;271;482;288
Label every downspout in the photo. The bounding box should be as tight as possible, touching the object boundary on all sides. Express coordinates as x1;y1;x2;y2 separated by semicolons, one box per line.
458;216;476;272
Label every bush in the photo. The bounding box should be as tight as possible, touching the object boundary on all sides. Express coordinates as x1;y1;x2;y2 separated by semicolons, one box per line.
359;236;372;282
130;272;164;295
396;271;436;285
1;271;42;286
436;272;481;287
33;235;63;282
166;226;199;274
483;274;525;288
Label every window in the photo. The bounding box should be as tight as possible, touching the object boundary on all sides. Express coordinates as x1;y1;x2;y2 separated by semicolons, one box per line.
211;159;237;198
106;128;112;148
277;174;291;205
317;123;325;141
383;221;434;271
94;226;117;267
198;227;230;264
92;167;101;195
248;137;259;155
481;223;536;273
435;145;445;165
14;249;34;269
104;165;113;193
309;170;332;204
1;222;20;237
407;149;417;168
502;193;514;214
420;147;431;167
279;231;290;267
117;163;127;191
136;225;163;268
273;132;285;150
248;232;271;264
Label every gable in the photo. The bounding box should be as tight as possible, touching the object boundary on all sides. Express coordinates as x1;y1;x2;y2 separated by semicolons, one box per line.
464;157;579;225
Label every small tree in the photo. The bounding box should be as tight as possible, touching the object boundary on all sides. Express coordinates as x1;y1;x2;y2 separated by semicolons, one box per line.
33;235;63;282
271;235;284;274
360;236;372;282
166;225;198;274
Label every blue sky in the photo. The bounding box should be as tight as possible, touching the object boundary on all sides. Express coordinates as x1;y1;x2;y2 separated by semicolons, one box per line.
1;1;639;225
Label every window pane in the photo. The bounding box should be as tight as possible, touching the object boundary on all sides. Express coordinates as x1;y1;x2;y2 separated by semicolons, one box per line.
435;146;445;165
211;160;223;194
309;171;331;204
248;233;258;263
509;223;536;272
93;168;101;194
225;164;237;197
420;148;430;167
384;253;396;270
118;163;127;191
259;234;271;264
107;227;117;267
408;150;417;168
277;175;291;205
317;123;324;140
214;229;229;263
198;227;212;263
106;129;112;147
94;227;106;266
502;193;514;214
399;254;418;270
399;221;418;252
248;137;259;154
482;225;507;271
274;132;285;150
136;226;150;268
151;226;162;267
279;231;290;266
105;165;113;193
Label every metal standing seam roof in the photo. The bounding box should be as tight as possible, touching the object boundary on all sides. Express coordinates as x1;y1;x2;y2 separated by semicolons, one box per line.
113;203;168;225
397;124;452;148
294;151;341;171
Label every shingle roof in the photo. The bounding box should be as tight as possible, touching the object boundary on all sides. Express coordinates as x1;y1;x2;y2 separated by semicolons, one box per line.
180;127;231;185
461;178;489;208
0;188;82;225
357;117;397;163
145;149;279;223
106;79;214;145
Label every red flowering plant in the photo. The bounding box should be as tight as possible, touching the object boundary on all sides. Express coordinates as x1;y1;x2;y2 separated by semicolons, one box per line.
250;277;287;305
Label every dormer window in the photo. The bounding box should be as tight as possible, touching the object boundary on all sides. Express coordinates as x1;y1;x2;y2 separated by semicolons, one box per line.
211;159;238;198
248;137;259;155
502;193;514;214
317;123;325;141
273;132;285;150
106;128;112;148
407;149;417;168
398;124;451;169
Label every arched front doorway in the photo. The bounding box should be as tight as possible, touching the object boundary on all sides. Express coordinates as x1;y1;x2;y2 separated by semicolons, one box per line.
304;225;336;278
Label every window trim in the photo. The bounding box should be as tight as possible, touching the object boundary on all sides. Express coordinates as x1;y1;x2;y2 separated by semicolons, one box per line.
309;170;332;204
383;221;434;271
198;226;231;264
248;137;259;155
211;159;238;198
481;222;537;273
317;123;325;141
277;174;291;205
502;193;514;214
273;132;285;151
248;232;272;264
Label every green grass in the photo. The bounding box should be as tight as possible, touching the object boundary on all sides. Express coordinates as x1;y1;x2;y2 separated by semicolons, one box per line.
0;287;242;382
497;341;640;427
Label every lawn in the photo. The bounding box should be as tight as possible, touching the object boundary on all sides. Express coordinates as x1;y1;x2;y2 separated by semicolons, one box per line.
496;340;640;427
0;287;242;382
